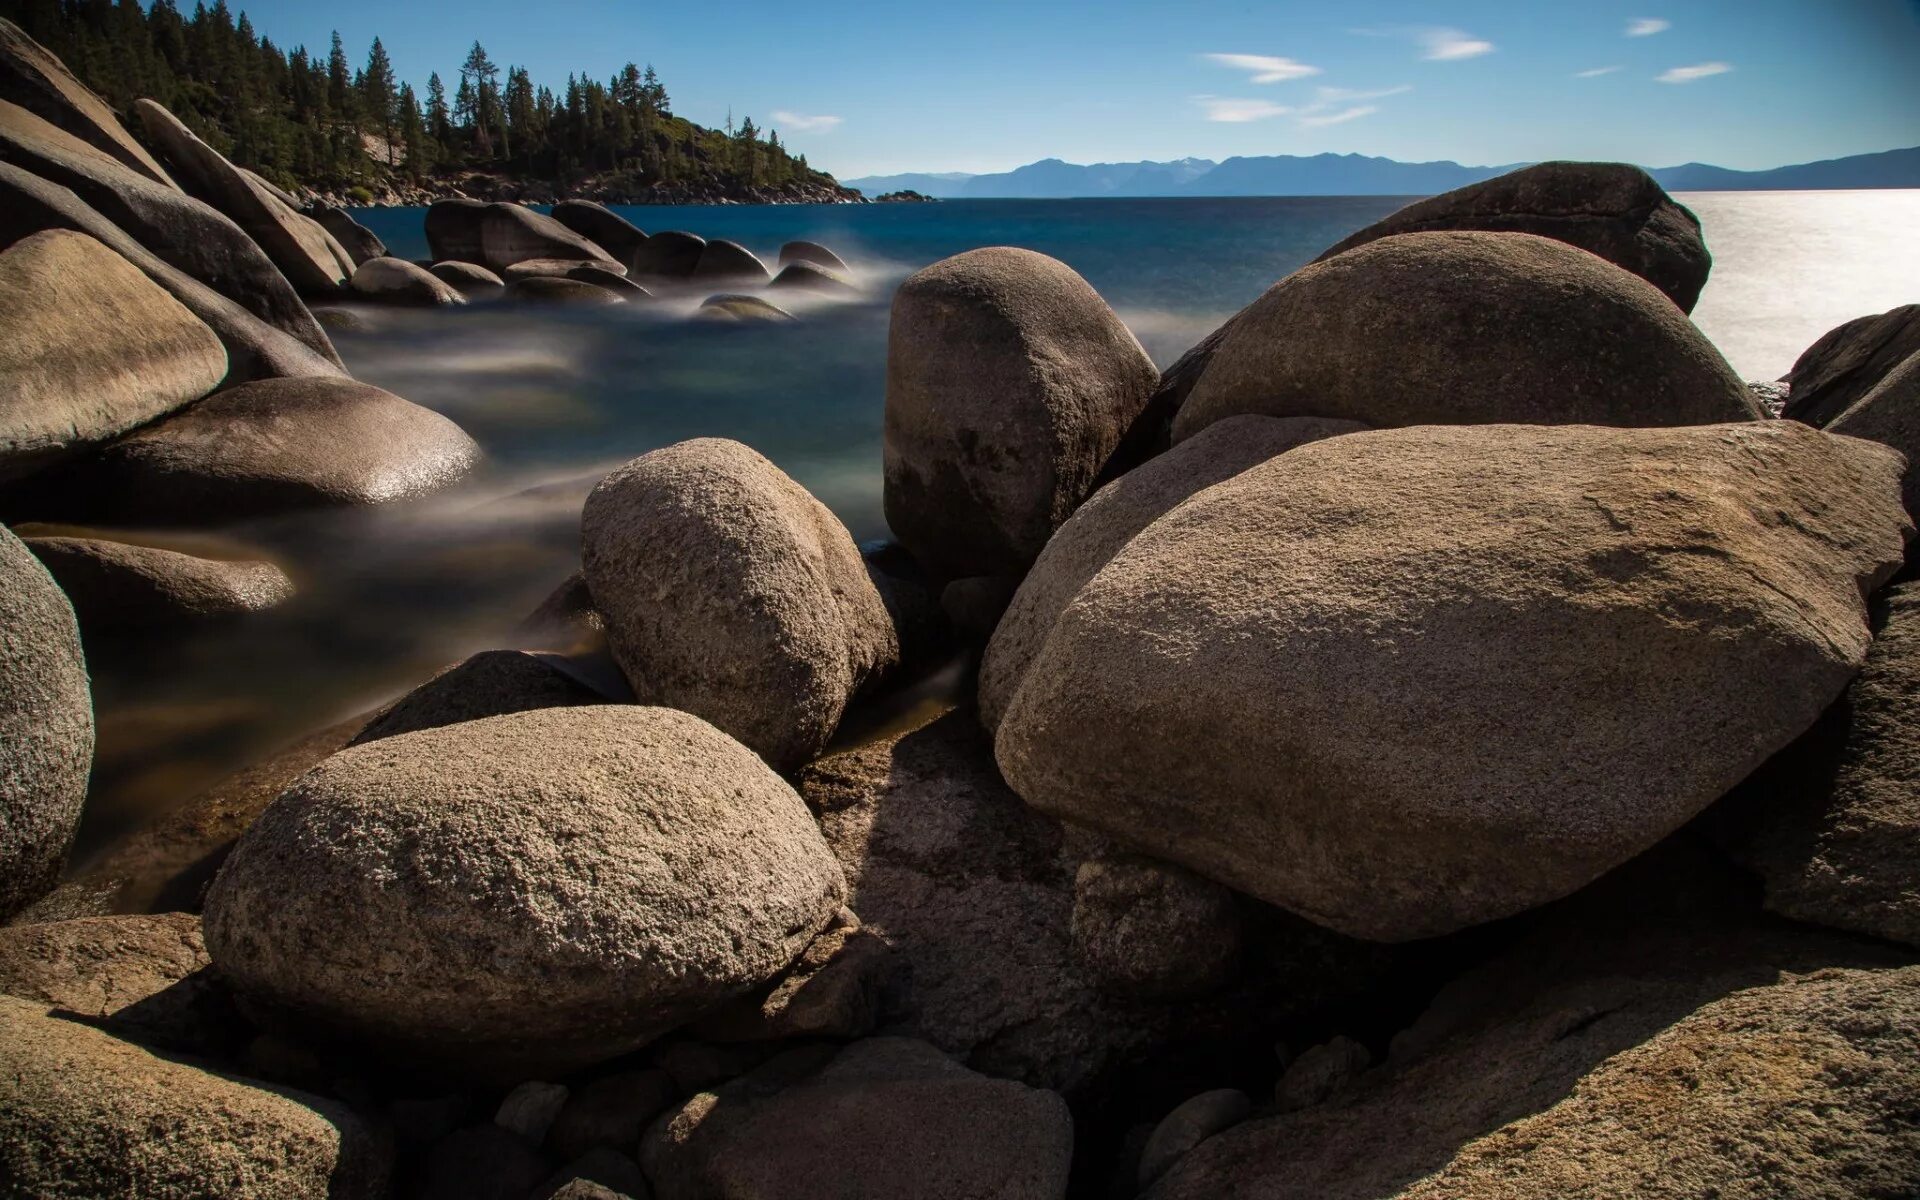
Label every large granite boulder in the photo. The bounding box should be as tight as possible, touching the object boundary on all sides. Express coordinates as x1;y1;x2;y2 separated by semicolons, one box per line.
25;535;292;632
202;706;847;1077
696;292;792;323
511;275;626;306
979;414;1364;733
581;438;897;770
350;256;467;306
779;240;849;272
0;228;227;482
1827;351;1919;520
1784;304;1920;426
0;525;91;921
0;993;390;1198
641;1038;1074;1200
425;199;618;274
309;203;387;266
1314;161;1711;311
0;98;342;363
885;246;1159;579
997;421;1910;941
551;199;647;265
1171;231;1756;443
75;376;479;524
0;17;174;184
629;229;706;280
690;238;771;286
133;98;353;292
0;161;346;383
429;259;505;299
768;260;856;295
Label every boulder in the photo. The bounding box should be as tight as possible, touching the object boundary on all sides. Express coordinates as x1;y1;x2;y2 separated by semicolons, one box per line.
0;519;91;921
1273;1036;1371;1112
512;275;627;306
0;17;174;184
349;649;604;745
939;574;1019;639
884;247;1159;579
1784;304;1920;426
547;1068;678;1163
426;200;618;273
503;257;622;282
640;1037;1074;1200
536;1150;648;1200
420;1125;548;1200
350;255;466;306
998;421;1911;941
1828;351;1919;520
691;238;771;285
429;259;505;299
768;260;856;295
0;993;390;1198
309;202;387;265
0;228;227;482
778;240;849;272
75;376;480;524
568;263;651;299
496;1081;569;1144
1313;161;1711;311
1171;231;1756;443
202;706;848;1077
133;98;352;292
552;199;647;265
1138;1090;1252;1189
1072;854;1242;1001
697;292;793;322
980;414;1363;732
24;535;292;632
0;98;342;362
691;909;894;1042
629;229;705;280
580;438;897;770
0;162;347;383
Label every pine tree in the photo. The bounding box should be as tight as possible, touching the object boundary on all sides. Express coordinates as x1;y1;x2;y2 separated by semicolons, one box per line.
459;41;499;158
362;36;396;165
425;71;451;146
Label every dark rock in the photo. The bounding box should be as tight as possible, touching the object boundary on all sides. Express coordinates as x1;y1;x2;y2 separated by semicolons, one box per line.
309;203;387;265
350;256;467;306
424;198;488;262
1273;1036;1371;1112
629;229;705;280
778;240;849;272
0;17;174;183
429;258;506;299
512;275;627;306
1138;1089;1252;1188
568;262;651;298
420;1124;548;1200
514;570;606;652
552;199;648;266
351;650;603;745
25;535;292;633
535;1148;648;1200
690;238;771;285
1827;350;1919;521
653;1039;777;1095
939;574;1019;640
767;260;856;295
427;199;619;274
496;1080;569;1144
1784;304;1920;426
691;909;896;1042
547;1068;677;1162
1072;854;1242;1001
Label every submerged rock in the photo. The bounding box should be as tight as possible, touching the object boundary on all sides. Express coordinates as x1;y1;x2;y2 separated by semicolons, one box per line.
629;229;706;280
511;275;627;306
350;255;467;306
24;535;292;632
697;292;793;322
429;259;506;299
778;239;849;272
768;260;857;295
1784;303;1920;426
309;202;386;265
568;262;651;298
690;238;771;285
552;199;647;266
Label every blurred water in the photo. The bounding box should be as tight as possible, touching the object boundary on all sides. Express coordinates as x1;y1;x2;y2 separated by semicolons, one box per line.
65;191;1920;862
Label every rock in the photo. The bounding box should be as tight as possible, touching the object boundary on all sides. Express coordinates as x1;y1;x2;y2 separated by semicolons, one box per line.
0;97;342;362
515;570;606;652
885;246;1159;579
512;275;627;306
424;198;487;262
640;1037;1074;1200
309;203;386;265
570;262;652;298
426;199;619;274
0;993;390;1198
1828;351;1919;521
496;1081;570;1144
0;525;91;921
430;259;506;299
1314;161;1711;311
536;1149;649;1200
997;421;1911;941
779;240;849;272
76;375;480;524
504;256;623;282
1138;1090;1252;1189
0;17;174;184
860;540;953;672
939;574;1019;639
1784;304;1920;426
629;229;705;280
653;1039;774;1095
420;1124;548;1200
1072;854;1241;1001
202;706;848;1077
313;305;371;332
552;199;647;266
580;438;898;770
0;912;243;1056
350;255;467;306
350;650;603;745
0;228;227;482
133;98;352;292
1747;378;1791;416
1172;231;1756;443
547;1180;635;1200
980;414;1362;733
697;292;793;322
547;1068;678;1163
690;238;771;285
0;162;347;383
23;535;291;633
691;909;895;1042
1273;1036;1371;1112
768;260;856;295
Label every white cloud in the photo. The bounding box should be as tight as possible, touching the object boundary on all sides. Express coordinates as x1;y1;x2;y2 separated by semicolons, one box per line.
1657;61;1733;83
1419;27;1496;60
1195;96;1295;123
1202;53;1322;83
1297;105;1380;127
1314;84;1412;102
771;111;843;132
1574;65;1624;78
1626;17;1671;36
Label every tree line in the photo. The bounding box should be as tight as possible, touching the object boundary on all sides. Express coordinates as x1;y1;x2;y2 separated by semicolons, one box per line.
2;0;833;197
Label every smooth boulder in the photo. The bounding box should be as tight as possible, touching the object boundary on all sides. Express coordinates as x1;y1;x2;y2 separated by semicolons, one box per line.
551;199;647;265
429;259;505;299
350;256;467;306
0;17;174;184
1784;304;1920;426
1827;351;1919;519
1314;160;1712;311
768;260;856;295
778;239;849;272
426;199;618;274
998;421;1910;941
629;229;705;280
581;438;897;770
1172;231;1756;443
25;535;292;632
349;650;603;745
202;706;847;1076
690;238;771;285
310;202;387;265
697;292;793;322
0;228;227;481
568;263;651;298
885;246;1159;579
512;275;626;306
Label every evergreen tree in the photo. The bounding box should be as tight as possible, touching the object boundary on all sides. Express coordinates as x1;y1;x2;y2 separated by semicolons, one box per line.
425;71;451;146
362;36;395;164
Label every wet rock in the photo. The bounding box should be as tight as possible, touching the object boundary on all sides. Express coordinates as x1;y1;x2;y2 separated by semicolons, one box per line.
641;1037;1073;1200
690;238;771;285
503;256;621;282
0;525;91;921
350;255;467;306
938;574;1019;638
420;1124;547;1200
998;422;1910;941
1172;231;1756;443
25;535;292;632
1827;350;1919;521
1138;1089;1252;1189
1273;1036;1371;1112
691;909;895;1042
1784;303;1920;426
515;570;606;652
496;1080;570;1144
309;202;387;265
0;17;174;183
512;275;628;306
778;240;849;272
885;246;1158;579
581;438;897;770
350;650;604;745
427;199;619;274
430;258;506;299
424;198;487;262
552;199;648;266
569;262;651;298
1072;854;1242;1001
0;228;226;482
202;706;847;1078
768;260;856;295
547;1068;678;1162
630;229;705;280
313;305;371;332
697;292;793;322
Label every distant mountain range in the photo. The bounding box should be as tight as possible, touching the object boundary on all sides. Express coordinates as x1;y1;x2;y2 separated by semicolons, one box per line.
844;146;1920;199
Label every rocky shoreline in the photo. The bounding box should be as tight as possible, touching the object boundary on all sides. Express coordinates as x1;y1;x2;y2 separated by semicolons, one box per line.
300;172;869;211
6;14;1920;1200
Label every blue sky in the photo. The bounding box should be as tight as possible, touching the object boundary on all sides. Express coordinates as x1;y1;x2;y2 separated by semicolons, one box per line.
214;0;1918;177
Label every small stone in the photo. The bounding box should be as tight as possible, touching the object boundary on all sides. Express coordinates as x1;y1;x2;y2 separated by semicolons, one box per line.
1072;854;1242;1001
547;1068;677;1162
496;1080;570;1144
1274;1035;1371;1112
533;1148;648;1200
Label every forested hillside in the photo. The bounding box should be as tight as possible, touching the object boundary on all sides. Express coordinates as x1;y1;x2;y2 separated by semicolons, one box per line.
0;0;856;202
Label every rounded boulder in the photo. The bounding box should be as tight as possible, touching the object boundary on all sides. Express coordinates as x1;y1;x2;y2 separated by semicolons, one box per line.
630;229;706;280
690;238;771;285
778;240;849;272
350;256;466;306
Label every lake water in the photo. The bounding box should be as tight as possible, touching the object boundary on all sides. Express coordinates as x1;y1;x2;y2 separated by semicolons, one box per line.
61;190;1920;864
